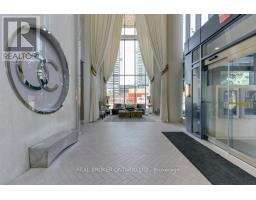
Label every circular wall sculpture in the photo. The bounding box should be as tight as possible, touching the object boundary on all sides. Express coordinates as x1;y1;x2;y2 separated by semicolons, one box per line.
5;26;69;114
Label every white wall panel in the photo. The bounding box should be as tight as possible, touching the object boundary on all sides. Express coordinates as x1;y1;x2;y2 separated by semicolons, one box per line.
0;14;78;184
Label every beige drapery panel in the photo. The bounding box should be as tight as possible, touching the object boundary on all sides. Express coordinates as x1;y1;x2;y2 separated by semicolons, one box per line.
89;15;115;122
135;15;155;109
144;14;169;122
103;15;123;99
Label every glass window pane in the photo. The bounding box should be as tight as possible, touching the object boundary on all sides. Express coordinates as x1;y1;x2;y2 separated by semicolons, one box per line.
125;40;135;75
125;75;135;86
113;51;120;76
113;75;124;104
135;75;145;88
146;75;150;108
190;14;196;37
135;41;146;75
106;15;151;109
119;40;125;75
136;88;145;105
192;67;201;134
135;75;146;105
202;15;256;57
107;75;114;108
201;14;208;26
124;27;136;35
192;47;200;63
125;86;136;105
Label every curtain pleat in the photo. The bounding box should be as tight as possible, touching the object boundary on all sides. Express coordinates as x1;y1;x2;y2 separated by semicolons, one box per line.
103;15;123;99
135;15;155;110
144;14;169;122
89;15;115;122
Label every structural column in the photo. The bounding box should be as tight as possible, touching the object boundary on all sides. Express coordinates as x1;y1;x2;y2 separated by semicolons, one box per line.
167;14;183;122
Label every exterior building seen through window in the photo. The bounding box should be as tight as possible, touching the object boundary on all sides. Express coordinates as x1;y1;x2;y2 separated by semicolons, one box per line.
106;15;150;109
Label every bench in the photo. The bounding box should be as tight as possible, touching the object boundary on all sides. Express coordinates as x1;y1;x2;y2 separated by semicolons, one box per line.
29;130;79;168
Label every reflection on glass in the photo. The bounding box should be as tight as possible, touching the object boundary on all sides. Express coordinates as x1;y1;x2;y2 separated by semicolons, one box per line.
192;47;200;63
190;14;196;37
192;67;201;134
220;71;251;85
201;14;208;26
202;15;256;57
204;50;256;160
244;90;256;115
218;88;238;118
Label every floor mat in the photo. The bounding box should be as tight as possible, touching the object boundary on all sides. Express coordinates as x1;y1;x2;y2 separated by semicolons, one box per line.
162;132;256;185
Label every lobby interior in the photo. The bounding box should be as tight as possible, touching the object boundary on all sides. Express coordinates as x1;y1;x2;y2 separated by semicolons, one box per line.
1;14;256;185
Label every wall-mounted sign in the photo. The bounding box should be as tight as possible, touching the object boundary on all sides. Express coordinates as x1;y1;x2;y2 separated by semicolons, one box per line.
4;19;69;114
219;14;231;24
229;101;250;107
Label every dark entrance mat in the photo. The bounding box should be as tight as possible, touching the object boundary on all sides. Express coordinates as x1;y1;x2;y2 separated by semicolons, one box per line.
162;132;256;185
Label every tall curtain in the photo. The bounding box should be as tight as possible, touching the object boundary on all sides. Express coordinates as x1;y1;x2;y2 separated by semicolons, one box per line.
89;15;115;122
135;15;154;110
103;15;123;100
144;14;169;122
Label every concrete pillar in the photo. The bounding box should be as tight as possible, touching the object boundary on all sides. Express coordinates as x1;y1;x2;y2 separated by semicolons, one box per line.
167;14;183;123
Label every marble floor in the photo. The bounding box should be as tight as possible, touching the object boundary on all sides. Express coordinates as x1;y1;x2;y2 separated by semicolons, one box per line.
10;115;256;185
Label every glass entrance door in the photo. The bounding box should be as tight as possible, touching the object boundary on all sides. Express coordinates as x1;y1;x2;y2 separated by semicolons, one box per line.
203;36;256;165
203;59;230;146
192;67;201;135
228;55;256;160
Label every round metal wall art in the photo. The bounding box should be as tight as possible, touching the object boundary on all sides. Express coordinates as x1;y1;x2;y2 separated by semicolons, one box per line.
5;25;69;114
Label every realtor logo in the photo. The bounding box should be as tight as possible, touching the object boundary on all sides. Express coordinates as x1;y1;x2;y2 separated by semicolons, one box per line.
2;16;40;61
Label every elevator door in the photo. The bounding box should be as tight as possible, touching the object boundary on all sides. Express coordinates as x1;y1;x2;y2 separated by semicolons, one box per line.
204;36;256;165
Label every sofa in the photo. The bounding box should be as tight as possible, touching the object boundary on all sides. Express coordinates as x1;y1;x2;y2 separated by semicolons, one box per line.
112;103;125;115
136;104;146;115
112;104;146;115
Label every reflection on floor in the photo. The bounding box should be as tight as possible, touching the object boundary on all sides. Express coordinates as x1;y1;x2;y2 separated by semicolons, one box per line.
10;115;210;185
